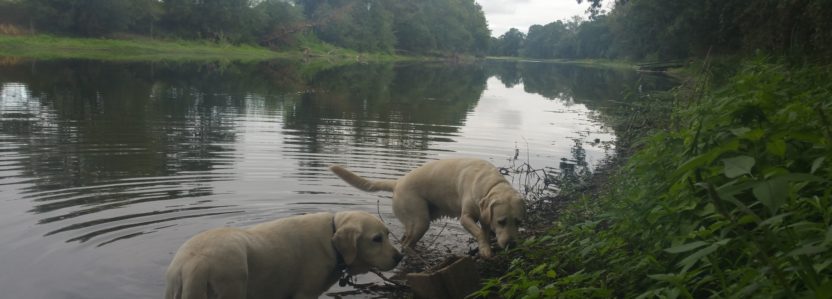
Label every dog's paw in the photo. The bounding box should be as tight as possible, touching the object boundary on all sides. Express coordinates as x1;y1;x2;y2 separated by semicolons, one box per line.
478;246;493;258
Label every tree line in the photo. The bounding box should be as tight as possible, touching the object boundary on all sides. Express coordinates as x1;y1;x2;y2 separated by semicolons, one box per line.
0;0;489;55
491;0;832;61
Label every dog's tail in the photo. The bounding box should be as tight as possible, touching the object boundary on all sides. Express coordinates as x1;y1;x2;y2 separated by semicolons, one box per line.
330;165;397;192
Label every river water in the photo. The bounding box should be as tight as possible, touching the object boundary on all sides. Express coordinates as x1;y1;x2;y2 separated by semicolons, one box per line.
0;59;673;298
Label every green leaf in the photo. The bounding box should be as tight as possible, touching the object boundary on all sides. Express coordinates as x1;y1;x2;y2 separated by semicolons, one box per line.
723;156;756;178
730;127;750;137
674;155;711;179
647;273;681;283
777;173;826;183
678;244;719;273
543;284;557;297
744;128;765;141
673;139;740;178
526;285;540;297
531;264;546;274
738;214;757;224
759;213;792;227
826;225;832;243
753;178;788;213
811;157;826;174
788;243;827;257
814;259;832;273
766;139;786;157
665;241;708;254
546;270;557;278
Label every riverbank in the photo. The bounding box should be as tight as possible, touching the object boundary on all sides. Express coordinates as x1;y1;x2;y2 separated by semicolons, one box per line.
486;56;635;70
473;59;832;298
0;34;404;62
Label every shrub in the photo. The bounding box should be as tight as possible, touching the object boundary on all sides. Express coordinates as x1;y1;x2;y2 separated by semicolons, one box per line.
475;59;832;298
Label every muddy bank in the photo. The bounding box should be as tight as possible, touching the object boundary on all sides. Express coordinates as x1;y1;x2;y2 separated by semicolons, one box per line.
324;216;480;298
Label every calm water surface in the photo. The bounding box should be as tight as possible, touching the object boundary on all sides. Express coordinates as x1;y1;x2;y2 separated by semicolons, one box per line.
0;59;673;298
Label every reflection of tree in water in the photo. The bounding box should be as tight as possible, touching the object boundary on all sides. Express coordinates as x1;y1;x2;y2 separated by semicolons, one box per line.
487;61;521;88
0;59;331;247
556;139;591;189
280;62;488;171
490;61;676;199
487;61;676;109
0;60;310;217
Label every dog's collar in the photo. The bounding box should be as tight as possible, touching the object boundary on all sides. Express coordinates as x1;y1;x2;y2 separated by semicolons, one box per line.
331;215;350;284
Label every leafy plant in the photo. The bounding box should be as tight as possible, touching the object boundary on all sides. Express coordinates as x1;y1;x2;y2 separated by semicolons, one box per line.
476;59;832;298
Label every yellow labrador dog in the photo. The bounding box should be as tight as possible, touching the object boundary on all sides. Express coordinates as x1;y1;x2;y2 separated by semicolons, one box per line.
330;158;525;258
164;211;402;299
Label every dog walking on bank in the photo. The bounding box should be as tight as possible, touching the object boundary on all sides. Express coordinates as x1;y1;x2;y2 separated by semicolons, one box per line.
330;158;525;258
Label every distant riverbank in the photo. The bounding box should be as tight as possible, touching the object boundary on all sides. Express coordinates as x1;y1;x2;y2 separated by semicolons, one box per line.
0;35;404;62
486;56;635;69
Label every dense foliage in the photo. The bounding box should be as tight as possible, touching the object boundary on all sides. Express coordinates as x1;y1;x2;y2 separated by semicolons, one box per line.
491;0;832;61
0;0;489;55
475;60;832;298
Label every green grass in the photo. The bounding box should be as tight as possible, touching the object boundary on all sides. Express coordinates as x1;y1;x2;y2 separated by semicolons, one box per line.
0;34;288;61
486;56;635;69
0;34;416;62
474;58;832;298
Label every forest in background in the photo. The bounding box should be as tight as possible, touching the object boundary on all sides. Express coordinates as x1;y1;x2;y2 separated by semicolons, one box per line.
490;0;832;62
0;0;489;56
4;0;831;62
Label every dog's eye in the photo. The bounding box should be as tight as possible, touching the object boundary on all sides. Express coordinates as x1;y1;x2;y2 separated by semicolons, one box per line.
498;219;507;226
372;235;383;243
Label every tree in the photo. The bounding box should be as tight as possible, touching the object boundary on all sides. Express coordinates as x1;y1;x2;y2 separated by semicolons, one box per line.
26;0;133;36
574;15;611;58
310;0;395;53
127;0;163;37
491;28;525;57
163;0;259;43
254;0;306;48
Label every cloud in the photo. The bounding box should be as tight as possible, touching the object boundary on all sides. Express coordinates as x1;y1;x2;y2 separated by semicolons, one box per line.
478;0;532;15
476;0;592;36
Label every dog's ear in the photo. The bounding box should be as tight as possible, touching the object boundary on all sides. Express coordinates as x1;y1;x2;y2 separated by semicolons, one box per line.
332;226;359;265
480;199;493;226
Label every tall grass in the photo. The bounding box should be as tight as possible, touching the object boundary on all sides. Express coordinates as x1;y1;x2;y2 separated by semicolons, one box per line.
474;58;832;298
0;34;414;62
0;34;293;61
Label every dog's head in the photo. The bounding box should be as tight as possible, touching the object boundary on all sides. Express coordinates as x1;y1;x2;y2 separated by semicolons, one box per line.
480;185;525;248
332;211;402;274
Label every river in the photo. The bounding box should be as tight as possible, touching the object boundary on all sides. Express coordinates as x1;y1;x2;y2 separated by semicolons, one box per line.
0;59;674;298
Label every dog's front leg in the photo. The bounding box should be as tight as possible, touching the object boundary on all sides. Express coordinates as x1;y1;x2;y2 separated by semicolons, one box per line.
461;213;493;258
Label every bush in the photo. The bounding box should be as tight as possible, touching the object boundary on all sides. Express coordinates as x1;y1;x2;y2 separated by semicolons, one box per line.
475;59;832;298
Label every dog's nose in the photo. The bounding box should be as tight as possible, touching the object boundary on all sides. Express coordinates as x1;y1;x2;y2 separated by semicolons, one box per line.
394;252;403;263
505;240;518;249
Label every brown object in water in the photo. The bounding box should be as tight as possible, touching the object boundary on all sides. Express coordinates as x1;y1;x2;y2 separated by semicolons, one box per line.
406;256;481;299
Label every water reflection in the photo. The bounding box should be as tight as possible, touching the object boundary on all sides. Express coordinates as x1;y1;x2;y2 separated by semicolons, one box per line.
0;59;674;298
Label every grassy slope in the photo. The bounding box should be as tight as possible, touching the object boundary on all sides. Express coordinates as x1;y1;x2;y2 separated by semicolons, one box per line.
0;34;411;62
475;59;832;298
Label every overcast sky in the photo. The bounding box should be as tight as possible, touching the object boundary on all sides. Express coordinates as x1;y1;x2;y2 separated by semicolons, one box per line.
476;0;595;37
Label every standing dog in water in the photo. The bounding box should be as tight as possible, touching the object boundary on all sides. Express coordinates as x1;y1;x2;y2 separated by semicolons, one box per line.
165;211;402;299
330;158;525;257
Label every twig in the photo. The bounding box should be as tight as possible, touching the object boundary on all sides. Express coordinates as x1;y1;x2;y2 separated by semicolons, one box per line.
427;222;449;250
404;247;434;272
370;269;407;287
377;199;400;243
